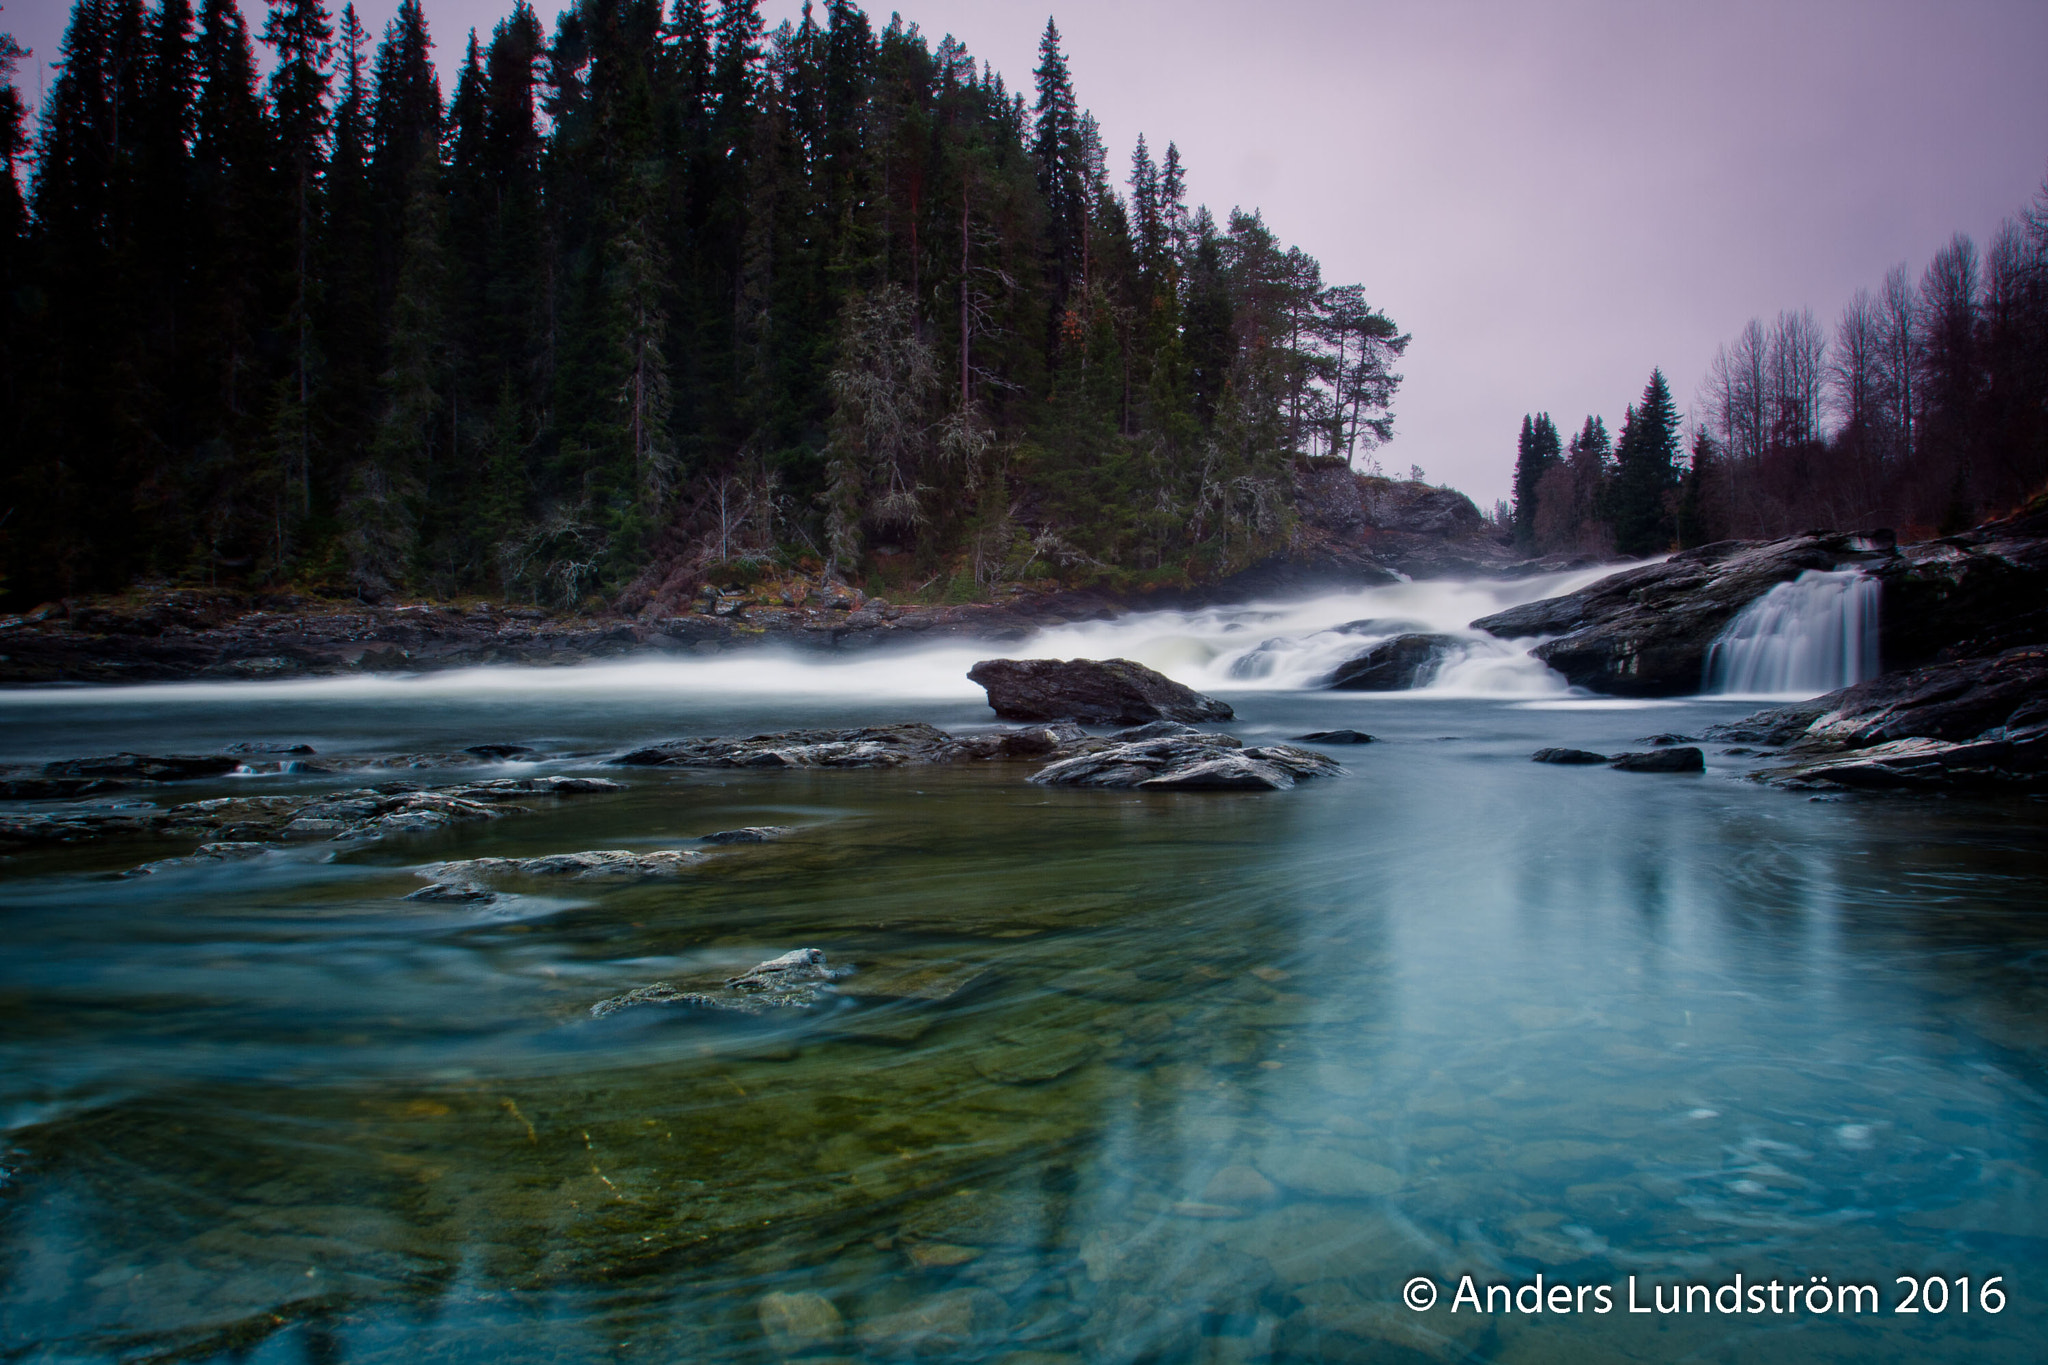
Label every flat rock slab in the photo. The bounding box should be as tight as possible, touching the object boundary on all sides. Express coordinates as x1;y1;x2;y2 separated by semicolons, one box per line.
700;825;795;843
1032;737;1342;791
420;849;701;881
613;722;955;768
1532;748;1608;765
1608;747;1705;773
967;657;1233;724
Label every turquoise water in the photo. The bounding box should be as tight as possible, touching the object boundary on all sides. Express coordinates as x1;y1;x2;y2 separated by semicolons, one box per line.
2;621;2045;1363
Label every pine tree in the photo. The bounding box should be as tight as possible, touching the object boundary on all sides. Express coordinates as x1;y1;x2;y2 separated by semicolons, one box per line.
1610;369;1680;556
261;0;334;544
1511;412;1560;547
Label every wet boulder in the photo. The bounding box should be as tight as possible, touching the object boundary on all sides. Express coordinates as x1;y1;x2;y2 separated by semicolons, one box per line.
1531;748;1607;765
1325;633;1459;691
967;657;1233;725
1295;729;1376;744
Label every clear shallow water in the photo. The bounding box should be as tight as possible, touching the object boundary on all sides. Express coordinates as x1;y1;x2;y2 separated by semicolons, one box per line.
2;584;2046;1364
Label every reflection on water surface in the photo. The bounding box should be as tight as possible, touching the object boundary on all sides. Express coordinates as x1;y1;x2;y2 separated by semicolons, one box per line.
2;678;2045;1364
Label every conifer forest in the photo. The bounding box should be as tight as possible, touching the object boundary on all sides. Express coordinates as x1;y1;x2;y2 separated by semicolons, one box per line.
0;0;1410;609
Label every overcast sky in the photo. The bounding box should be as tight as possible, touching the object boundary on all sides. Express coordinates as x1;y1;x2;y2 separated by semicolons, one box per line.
9;0;2047;504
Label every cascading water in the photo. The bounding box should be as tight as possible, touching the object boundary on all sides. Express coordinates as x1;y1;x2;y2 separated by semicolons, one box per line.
1703;568;1880;697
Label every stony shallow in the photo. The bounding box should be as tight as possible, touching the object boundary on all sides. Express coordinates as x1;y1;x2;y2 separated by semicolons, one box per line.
2;678;2044;1365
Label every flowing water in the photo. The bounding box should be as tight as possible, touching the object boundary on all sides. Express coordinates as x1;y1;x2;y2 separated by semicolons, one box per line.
2;570;2045;1364
1704;569;1882;699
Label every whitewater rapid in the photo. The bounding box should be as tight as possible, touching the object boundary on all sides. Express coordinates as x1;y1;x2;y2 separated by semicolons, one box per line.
1;564;1635;709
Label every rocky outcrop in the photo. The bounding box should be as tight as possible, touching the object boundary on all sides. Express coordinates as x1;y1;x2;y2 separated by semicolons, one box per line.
1472;515;2047;698
0;774;625;850
1030;734;1342;790
967;658;1233;724
1470;532;1894;696
1724;644;2048;790
0;587;1137;683
589;948;849;1019
1324;633;1457;690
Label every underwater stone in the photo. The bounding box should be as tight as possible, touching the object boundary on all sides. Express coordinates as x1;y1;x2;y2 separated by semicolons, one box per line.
757;1290;845;1357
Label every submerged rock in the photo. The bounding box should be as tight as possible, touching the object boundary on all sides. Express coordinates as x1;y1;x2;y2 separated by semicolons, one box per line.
757;1291;845;1357
701;825;794;844
1031;736;1341;791
967;657;1234;724
856;1288;1008;1356
1324;633;1458;691
1295;729;1376;744
1608;748;1705;773
402;881;499;903
125;841;277;876
589;948;849;1018
419;849;700;881
1531;748;1607;765
2;771;626;854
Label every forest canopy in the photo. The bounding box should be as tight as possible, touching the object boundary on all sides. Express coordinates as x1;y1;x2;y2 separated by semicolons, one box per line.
0;0;1408;609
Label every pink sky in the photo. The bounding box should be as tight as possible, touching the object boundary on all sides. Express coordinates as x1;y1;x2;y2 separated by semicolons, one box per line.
9;0;2046;504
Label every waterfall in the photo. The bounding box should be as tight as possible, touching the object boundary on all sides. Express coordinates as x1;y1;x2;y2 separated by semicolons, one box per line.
1704;569;1880;697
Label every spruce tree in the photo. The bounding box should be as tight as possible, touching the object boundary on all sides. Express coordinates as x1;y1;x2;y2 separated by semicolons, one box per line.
1511;412;1560;548
1610;368;1680;556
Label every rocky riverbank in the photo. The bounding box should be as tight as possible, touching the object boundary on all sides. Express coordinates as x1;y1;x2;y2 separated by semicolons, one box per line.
0;471;1517;686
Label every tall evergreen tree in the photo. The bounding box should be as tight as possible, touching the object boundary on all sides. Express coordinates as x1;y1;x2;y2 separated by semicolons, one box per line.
1511;412;1559;547
261;0;334;541
1609;368;1680;556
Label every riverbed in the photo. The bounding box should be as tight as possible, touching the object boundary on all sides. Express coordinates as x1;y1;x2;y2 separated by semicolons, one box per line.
2;576;2044;1363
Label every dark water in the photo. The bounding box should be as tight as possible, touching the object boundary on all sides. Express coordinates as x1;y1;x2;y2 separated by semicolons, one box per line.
2;658;2046;1363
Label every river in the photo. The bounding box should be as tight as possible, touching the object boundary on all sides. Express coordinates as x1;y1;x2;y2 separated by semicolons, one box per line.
2;569;2044;1363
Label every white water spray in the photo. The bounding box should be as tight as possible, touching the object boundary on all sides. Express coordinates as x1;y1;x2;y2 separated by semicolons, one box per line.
1704;569;1880;698
3;564;1634;710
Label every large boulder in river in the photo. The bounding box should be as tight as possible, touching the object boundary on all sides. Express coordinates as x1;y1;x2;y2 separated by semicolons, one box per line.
1325;633;1459;690
968;658;1233;724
